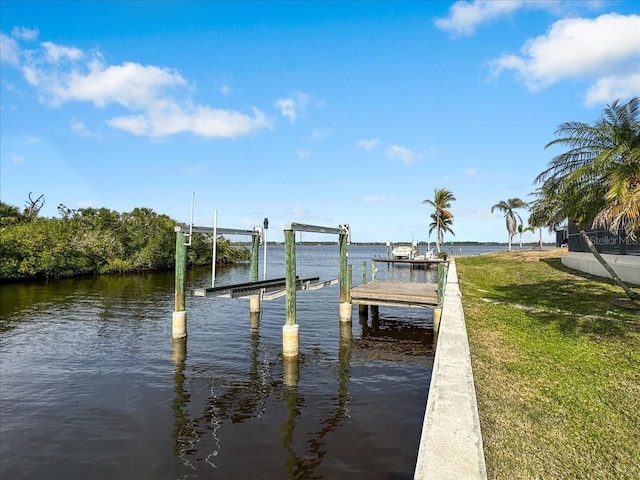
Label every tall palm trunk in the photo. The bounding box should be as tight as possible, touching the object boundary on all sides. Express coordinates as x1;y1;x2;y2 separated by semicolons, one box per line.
579;229;639;300
538;228;543;249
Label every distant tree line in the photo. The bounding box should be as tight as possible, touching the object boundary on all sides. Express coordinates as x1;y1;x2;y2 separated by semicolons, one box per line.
0;202;250;282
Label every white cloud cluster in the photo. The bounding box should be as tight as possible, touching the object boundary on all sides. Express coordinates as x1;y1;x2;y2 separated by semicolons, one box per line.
274;91;312;122
2;31;273;138
435;0;527;37
355;138;423;166
355;138;380;150
490;13;640;105
386;145;419;165
0;32;20;65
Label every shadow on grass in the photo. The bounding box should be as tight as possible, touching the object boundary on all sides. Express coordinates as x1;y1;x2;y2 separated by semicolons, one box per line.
485;269;639;339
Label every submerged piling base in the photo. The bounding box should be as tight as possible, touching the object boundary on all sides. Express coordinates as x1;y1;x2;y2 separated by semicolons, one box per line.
249;296;261;314
339;302;352;322
171;337;187;363
172;311;187;339
282;324;299;358
283;357;300;387
250;311;260;330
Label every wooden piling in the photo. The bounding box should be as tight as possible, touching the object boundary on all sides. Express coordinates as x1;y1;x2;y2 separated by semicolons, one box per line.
338;232;352;321
285;229;296;326
283;229;299;358
358;261;368;318
251;232;260;282
172;228;188;339
249;231;261;314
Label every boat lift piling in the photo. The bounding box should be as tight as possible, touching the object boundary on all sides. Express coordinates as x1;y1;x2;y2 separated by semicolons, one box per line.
172;224;263;339
173;220;352;360
282;222;351;358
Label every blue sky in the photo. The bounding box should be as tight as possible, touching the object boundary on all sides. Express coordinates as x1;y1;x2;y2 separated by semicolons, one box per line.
1;1;639;243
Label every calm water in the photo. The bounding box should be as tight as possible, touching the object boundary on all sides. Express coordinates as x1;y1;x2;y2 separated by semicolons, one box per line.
0;244;502;479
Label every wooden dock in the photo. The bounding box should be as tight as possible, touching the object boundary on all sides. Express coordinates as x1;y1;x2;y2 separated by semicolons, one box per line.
350;280;439;309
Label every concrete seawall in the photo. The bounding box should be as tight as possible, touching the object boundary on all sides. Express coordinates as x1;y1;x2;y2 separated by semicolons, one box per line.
414;260;487;479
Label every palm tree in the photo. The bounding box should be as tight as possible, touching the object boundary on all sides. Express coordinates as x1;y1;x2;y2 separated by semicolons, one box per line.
422;188;456;254
527;196;556;250
517;223;534;249
491;198;528;251
534;97;640;300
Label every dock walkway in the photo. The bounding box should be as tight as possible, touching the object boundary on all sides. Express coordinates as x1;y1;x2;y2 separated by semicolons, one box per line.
350;280;439;308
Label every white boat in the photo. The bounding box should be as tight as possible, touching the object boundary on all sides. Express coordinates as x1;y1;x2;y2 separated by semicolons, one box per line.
391;243;418;259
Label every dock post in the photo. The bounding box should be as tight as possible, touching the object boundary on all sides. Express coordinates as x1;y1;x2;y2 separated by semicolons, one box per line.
172;227;188;339
249;230;261;314
338;231;352;322
434;262;446;337
358;261;368;318
369;263;379;318
283;228;299;358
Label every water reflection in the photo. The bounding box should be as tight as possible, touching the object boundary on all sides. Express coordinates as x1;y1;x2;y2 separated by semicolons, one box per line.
170;318;356;479
283;322;352;479
1;246;434;479
356;312;434;362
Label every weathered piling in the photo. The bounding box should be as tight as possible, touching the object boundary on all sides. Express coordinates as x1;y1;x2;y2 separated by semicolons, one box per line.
281;222;350;357
358;261;368;318
172;228;188;339
339;231;352;322
249;230;261;314
283;228;299;358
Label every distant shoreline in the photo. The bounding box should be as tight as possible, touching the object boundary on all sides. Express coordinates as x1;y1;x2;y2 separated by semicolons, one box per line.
235;241;557;247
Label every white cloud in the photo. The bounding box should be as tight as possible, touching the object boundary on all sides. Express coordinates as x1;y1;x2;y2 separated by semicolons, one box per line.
489;14;640;103
355;138;380;150
274;91;324;123
464;168;478;176
41;41;84;63
220;84;231;95
107;105;271;138
12;27;39;41
386;145;419;165
435;0;526;37
297;149;310;159
5;37;273;139
435;0;598;37
584;72;640;107
275;91;310;122
11;154;24;163
71;118;102;139
274;98;296;121
0;33;20;65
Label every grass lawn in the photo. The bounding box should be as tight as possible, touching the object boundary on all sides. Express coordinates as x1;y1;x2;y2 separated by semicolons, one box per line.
456;249;640;480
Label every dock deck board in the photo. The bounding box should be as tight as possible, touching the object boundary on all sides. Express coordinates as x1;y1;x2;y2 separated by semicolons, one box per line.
351;280;438;308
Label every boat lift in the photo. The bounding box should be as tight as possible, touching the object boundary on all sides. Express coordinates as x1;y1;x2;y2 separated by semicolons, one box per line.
172;219;352;360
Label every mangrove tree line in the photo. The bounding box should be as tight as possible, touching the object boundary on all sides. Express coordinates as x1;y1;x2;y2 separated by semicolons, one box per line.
0;202;250;281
